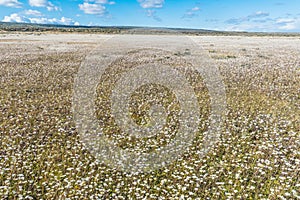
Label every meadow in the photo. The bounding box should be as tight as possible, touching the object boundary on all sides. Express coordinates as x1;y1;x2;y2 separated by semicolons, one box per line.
0;33;299;199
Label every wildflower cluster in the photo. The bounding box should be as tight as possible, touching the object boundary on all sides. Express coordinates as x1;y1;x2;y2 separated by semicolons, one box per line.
0;34;299;199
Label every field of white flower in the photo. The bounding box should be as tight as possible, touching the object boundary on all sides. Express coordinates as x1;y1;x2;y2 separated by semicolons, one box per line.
0;33;299;199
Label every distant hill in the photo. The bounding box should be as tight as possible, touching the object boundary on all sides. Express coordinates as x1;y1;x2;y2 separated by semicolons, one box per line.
0;21;221;35
0;22;299;36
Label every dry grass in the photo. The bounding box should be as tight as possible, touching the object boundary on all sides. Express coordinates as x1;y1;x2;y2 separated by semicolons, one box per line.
0;33;299;199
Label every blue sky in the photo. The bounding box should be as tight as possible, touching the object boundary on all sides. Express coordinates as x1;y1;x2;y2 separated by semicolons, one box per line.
0;0;300;32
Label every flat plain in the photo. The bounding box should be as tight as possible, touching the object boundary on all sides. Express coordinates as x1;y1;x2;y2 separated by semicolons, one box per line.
0;33;299;199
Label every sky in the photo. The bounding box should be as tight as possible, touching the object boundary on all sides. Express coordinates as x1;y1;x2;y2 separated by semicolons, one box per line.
0;0;300;32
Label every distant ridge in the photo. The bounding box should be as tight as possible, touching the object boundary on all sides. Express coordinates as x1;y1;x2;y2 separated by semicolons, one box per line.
0;21;219;34
0;22;299;36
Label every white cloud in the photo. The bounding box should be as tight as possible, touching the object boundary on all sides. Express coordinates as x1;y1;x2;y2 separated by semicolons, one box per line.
29;17;79;25
146;9;155;17
58;17;78;25
249;11;269;18
24;9;43;16
29;0;47;7
2;13;28;23
183;6;200;19
79;2;106;15
226;11;269;24
28;17;55;24
225;24;270;32
78;0;116;16
276;18;300;30
0;0;22;8
137;0;164;9
146;9;161;21
278;23;296;30
2;13;79;26
137;0;164;21
276;18;295;24
87;0;115;5
29;0;59;11
191;6;200;11
224;14;300;32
